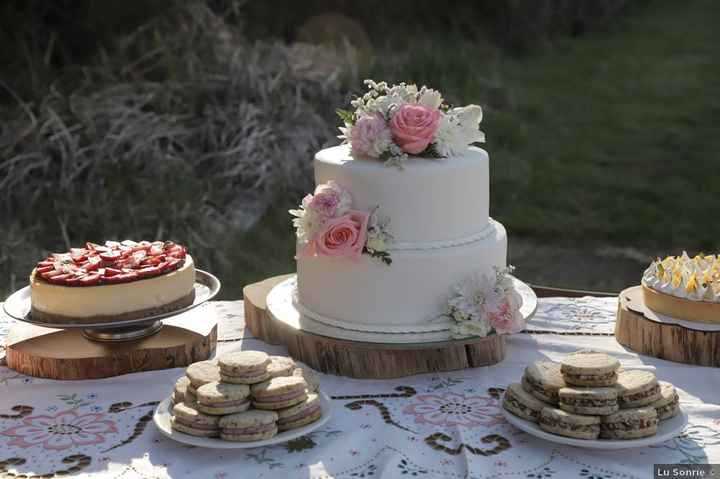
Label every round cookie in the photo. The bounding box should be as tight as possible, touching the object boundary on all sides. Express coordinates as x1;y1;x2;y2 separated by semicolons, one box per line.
219;410;278;442
293;365;320;393
186;360;221;389
615;370;661;408
173;376;191;404
267;356;296;378
560;352;620;387
651;381;680;421
252;376;308;410
558;386;619;416
219;351;271;384
539;407;601;440
503;383;548;422
521;361;565;404
171;402;220;437
195;381;251;415
277;393;323;431
600;407;658;439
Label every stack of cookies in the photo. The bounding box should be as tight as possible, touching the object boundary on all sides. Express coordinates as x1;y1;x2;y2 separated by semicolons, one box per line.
503;351;681;441
169;351;323;442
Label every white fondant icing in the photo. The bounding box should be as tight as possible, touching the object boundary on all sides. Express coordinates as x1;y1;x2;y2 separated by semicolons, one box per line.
296;220;507;330
314;144;489;243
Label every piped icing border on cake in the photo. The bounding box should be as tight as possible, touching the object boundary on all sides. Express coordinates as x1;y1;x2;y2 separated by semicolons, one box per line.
390;219;500;251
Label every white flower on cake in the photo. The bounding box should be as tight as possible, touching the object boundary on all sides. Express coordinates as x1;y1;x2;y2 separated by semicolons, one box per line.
290;182;393;265
337;79;486;166
434;105;486;158
417;87;443;109
365;207;394;265
444;266;525;339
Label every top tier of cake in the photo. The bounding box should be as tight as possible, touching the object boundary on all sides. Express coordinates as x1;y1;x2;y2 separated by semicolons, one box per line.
315;145;489;244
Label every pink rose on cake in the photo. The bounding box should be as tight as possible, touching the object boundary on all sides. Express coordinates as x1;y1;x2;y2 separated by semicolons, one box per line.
291;180;392;264
315;211;369;260
389;104;441;154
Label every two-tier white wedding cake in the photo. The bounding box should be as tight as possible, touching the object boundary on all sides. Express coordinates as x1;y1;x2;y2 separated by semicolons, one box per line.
280;80;529;342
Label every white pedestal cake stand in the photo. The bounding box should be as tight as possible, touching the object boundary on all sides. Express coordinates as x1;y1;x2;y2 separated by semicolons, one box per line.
244;274;537;379
1;270;221;380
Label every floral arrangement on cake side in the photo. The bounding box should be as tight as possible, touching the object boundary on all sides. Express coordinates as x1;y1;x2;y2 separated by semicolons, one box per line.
290;181;393;265
338;80;486;166
443;266;525;339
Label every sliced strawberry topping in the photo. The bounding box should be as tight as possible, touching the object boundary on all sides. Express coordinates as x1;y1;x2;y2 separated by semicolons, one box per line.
102;272;138;284
103;268;123;277
137;266;162;278
47;273;73;284
141;255;164;266
99;250;122;261
64;274;87;286
35;240;188;286
83;255;102;271
86;242;109;253
79;273;102;285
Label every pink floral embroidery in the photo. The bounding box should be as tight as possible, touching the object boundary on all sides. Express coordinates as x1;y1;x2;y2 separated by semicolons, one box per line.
1;409;117;450
402;392;504;428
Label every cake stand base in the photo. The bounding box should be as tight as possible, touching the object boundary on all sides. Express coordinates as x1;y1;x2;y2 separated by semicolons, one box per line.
5;308;217;380
615;285;720;367
244;274;507;379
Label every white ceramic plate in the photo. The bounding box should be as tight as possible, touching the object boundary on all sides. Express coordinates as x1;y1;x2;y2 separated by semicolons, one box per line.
502;407;688;449
153;392;333;449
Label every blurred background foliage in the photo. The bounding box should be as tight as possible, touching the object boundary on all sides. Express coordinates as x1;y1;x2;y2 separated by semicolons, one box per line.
1;0;718;298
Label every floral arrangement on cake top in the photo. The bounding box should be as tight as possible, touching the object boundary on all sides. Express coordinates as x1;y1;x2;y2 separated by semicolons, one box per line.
443;266;525;339
643;252;720;302
290;181;393;265
337;79;485;166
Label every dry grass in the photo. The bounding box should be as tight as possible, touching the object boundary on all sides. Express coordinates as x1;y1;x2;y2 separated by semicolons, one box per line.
0;2;352;296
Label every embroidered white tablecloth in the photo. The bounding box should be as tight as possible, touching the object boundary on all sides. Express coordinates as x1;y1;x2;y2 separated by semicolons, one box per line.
1;297;718;479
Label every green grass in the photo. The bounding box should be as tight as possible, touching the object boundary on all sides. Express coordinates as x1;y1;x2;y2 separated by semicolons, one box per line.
371;0;720;248
228;0;719;297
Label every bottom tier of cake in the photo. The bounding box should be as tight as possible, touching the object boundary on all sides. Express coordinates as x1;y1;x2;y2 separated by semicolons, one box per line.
295;219;507;333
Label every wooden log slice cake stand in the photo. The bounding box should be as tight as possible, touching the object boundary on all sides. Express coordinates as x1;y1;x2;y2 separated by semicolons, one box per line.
244;274;517;379
2;270;221;380
615;285;720;367
5;311;217;380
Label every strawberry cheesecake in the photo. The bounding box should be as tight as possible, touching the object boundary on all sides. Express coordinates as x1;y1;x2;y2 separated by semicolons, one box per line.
30;240;196;324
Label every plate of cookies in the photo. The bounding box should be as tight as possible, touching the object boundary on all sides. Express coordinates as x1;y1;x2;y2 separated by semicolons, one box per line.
153;351;332;448
502;351;687;449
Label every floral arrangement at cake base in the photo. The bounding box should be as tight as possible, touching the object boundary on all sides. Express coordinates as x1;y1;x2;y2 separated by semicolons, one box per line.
289;181;393;265
337;79;486;167
443;266;525;339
